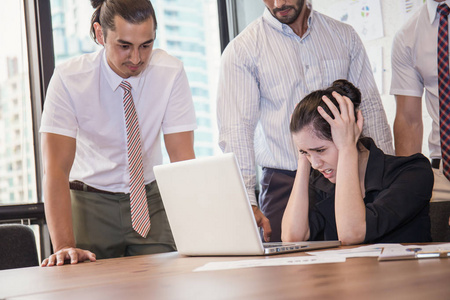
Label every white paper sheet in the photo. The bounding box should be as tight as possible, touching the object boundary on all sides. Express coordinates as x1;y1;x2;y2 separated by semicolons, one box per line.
378;243;450;261
306;244;402;259
193;256;346;272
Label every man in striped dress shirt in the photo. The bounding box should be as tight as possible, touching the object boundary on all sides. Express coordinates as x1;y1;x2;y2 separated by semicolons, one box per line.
217;0;393;242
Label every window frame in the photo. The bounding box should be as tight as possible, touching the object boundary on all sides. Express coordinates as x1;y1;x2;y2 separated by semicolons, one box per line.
0;0;54;260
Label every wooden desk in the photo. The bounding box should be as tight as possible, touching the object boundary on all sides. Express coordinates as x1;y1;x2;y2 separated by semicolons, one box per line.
1;247;449;300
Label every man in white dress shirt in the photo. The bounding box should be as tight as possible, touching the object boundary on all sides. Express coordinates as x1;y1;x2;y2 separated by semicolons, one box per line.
391;0;450;227
217;0;393;242
40;0;196;266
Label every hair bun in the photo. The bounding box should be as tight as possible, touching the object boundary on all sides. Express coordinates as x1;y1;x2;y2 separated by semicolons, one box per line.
90;0;105;9
331;79;361;106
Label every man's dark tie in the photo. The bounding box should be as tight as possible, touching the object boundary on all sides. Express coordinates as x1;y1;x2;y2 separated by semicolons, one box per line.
437;3;450;180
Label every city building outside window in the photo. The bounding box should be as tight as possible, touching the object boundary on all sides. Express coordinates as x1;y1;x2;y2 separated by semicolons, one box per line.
0;1;37;206
0;0;43;260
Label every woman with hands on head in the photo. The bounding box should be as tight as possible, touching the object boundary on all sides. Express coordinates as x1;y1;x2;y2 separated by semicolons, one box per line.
281;80;432;245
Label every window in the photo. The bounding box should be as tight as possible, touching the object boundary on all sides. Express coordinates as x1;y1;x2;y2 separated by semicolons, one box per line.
197;117;212;127
165;25;179;33
164;10;179;18
154;0;222;160
50;0;100;65
0;1;37;206
187;72;208;83
181;56;207;69
0;0;47;262
194;102;211;114
192;87;209;98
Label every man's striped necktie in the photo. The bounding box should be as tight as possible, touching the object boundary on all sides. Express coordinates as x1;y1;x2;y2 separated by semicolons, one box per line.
120;80;151;237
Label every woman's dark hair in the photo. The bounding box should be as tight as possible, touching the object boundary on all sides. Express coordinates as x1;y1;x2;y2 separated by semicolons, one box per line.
90;0;157;44
290;79;362;141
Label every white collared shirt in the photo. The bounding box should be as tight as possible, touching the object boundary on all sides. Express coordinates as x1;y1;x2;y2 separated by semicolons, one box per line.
390;0;450;159
218;5;393;205
40;48;197;192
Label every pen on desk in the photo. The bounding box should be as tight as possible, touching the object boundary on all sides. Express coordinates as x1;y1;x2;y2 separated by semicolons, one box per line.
415;250;450;259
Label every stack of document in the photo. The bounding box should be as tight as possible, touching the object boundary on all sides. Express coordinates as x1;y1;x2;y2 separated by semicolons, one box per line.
378;243;450;261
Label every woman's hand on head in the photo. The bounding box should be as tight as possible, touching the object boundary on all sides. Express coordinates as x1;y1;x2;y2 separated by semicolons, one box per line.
298;152;313;189
317;91;363;151
297;149;311;171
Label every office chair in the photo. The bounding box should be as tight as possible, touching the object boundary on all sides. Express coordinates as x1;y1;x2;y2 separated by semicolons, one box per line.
0;224;39;270
429;201;450;242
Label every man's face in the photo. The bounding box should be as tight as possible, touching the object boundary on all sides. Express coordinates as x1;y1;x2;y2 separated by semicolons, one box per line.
95;15;155;79
263;0;305;24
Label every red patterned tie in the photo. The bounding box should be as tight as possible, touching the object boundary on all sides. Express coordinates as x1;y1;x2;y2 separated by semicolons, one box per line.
120;80;151;237
438;3;450;180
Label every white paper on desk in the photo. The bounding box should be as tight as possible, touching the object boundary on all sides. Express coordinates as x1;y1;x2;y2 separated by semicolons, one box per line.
378;243;450;261
193;256;346;272
306;244;401;259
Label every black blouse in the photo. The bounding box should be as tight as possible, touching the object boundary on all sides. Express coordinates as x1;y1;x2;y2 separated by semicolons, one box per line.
308;137;433;243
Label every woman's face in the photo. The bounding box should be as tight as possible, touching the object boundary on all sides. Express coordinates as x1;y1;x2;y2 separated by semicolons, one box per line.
293;126;339;183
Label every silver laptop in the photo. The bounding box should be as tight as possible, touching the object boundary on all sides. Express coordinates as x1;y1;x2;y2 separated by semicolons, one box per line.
153;153;340;256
